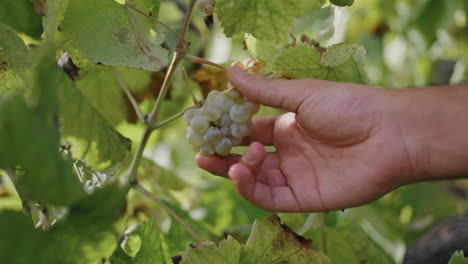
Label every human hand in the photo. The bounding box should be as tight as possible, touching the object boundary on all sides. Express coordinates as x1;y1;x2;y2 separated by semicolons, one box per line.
196;66;416;212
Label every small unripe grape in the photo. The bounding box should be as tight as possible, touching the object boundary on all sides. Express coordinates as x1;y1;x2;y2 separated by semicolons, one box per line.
200;144;215;156
207;90;220;101
220;127;231;137
230;137;242;147
203;127;221;144
186;128;204;147
244;100;260;114
229;104;250;123
183;108;199;126
202;103;222;121
215;138;232;157
191;115;209;133
219;113;232;127
231;123;249;139
215;93;234;112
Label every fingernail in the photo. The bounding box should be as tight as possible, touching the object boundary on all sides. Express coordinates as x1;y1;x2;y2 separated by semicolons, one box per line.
242;147;257;165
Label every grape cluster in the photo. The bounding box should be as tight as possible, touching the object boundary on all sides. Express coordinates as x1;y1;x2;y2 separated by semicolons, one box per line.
184;88;260;157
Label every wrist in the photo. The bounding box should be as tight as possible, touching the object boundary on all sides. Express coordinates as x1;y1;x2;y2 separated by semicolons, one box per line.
388;84;468;183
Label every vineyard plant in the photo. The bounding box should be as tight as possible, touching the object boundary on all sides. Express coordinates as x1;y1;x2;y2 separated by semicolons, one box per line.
0;0;468;263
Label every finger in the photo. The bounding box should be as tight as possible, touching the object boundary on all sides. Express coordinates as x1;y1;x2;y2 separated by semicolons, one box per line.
228;164;302;212
241;116;276;146
228;66;329;112
239;142;267;170
196;143;279;177
196;153;241;178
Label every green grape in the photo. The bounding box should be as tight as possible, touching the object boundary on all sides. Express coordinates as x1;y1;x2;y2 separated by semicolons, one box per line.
202;102;222;122
230;137;242;147
330;0;354;7
219;113;233;127
244;100;260;114
215;138;232;157
203;127;221;144
226;88;243;102
215;93;234;112
191;115;209;133
220;127;231;137
201;144;215;156
183;108;199;126
186;128;204;147
231;123;249;139
207;90;220;101
229;104;250;123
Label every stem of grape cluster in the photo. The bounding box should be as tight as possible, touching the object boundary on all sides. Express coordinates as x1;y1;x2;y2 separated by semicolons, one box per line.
183;55;228;71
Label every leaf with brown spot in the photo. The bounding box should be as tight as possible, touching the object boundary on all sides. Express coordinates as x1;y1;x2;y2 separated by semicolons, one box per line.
180;215;331;264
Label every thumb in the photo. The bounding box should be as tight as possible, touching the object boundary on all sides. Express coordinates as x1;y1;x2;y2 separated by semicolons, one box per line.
228;66;327;112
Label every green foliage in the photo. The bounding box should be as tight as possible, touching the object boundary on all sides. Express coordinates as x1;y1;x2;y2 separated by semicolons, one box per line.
180;215;331;264
0;47;86;205
449;251;468;264
0;23;31;98
216;0;301;45
0;185;127;264
0;0;43;38
59;78;132;169
330;0;355;7
269;43;366;83
110;220;166;263
61;0;168;71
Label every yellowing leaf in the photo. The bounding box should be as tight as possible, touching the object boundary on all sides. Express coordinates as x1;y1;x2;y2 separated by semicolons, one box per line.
180;215;331;264
61;0;168;71
216;0;301;45
271;43;367;84
0;23;31;99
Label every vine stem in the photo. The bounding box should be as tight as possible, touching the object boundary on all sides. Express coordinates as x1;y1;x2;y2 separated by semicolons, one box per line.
134;183;203;244
125;4;187;43
114;68;145;124
147;0;197;125
183;55;229;71
125;0;196;185
122;0;203;243
152;106;197;130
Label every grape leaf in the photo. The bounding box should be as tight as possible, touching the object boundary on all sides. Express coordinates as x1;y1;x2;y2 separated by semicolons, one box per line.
180;215;331;264
43;0;70;41
110;220;166;263
0;185;128;264
59;79;132;170
0;47;86;205
216;0;301;45
181;236;242;263
449;251;468;264
244;34;278;71
0;98;86;205
330;0;355;7
0;23;32;99
271;43;326;79
0;0;43;38
61;0;168;71
271;43;367;84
